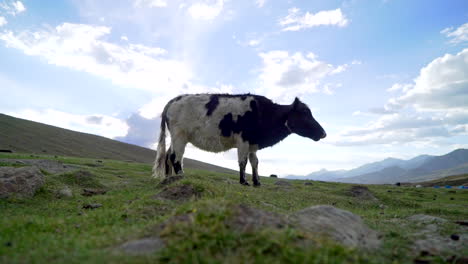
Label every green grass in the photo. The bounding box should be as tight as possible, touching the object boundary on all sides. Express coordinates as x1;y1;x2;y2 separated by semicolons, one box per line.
1;152;467;263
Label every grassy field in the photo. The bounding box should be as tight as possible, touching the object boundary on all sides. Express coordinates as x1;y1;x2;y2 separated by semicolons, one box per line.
0;152;467;264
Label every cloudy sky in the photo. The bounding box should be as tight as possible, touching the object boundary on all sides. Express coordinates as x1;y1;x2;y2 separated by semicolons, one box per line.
1;0;467;176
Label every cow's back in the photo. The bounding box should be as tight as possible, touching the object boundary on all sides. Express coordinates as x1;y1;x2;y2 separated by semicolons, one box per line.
165;94;256;152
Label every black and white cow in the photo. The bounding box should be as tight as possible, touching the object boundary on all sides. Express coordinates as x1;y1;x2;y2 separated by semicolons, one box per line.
153;94;326;186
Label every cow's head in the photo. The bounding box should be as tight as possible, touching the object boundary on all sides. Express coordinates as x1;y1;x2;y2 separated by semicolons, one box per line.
287;98;326;141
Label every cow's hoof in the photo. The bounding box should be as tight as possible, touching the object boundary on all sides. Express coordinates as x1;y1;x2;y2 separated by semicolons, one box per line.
253;182;261;187
240;181;250;186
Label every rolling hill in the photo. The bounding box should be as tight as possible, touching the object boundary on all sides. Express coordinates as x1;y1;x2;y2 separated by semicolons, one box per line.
0;113;237;175
288;149;468;184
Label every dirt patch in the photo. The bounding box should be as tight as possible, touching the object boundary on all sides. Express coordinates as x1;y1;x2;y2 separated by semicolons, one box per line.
61;170;104;188
159;175;184;186
226;204;288;233
154;184;201;201
347;185;378;201
81;188;107;196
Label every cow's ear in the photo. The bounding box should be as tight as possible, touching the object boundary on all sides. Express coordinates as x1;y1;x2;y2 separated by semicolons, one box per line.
292;97;300;110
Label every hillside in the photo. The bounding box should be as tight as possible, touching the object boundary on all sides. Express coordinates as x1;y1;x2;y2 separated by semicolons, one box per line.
0;113;237;175
1;152;467;263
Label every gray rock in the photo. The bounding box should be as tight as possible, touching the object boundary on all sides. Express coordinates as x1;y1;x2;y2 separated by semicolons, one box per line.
304;182;313;186
289;205;381;249
57;186;73;198
0;166;45;198
117;237;165;255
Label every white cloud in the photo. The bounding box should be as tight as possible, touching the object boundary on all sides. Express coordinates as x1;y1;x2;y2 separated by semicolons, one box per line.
441;22;468;44
0;16;6;27
121;35;128;41
255;50;348;102
255;0;266;8
387;83;413;92
0;23;193;96
248;39;261;47
391;48;468;112
188;0;224;21
134;0;167;8
279;8;349;31
334;49;468;146
0;1;25;15
7;109;129;139
12;1;25;13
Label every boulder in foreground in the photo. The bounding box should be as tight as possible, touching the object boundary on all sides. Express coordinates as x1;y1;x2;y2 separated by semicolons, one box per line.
289;205;381;249
0;166;45;198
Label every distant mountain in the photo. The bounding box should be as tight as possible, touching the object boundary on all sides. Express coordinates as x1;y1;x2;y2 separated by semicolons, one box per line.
288;149;468;184
0;113;238;175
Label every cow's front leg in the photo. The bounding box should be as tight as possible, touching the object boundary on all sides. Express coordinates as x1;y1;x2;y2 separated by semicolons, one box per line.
237;145;249;186
249;152;260;187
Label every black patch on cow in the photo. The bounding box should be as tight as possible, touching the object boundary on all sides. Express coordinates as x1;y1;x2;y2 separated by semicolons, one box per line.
218;95;293;149
205;95;219;116
169;152;182;174
173;95;184;102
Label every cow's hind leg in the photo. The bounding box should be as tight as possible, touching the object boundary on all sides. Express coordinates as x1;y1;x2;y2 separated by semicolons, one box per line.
169;140;187;175
249;152;260;187
237;144;249;186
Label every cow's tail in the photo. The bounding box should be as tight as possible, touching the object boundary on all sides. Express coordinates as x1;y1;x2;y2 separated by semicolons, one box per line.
152;104;170;178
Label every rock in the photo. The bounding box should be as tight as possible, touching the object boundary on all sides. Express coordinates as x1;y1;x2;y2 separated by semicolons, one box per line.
274;180;292;186
407;214;467;256
159;175;184;186
304;182;313;186
57;186;73;198
154;184;201;201
416;185;422;188
116;237;165;255
226;204;288;233
347;185;378;201
0;166;45;198
270;174;278;178
289;205;381;249
81;188;107;196
82;203;102;209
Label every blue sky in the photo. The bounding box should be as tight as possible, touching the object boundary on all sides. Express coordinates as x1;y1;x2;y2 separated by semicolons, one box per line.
1;0;467;176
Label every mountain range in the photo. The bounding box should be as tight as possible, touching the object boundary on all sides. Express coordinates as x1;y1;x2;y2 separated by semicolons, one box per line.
287;149;468;184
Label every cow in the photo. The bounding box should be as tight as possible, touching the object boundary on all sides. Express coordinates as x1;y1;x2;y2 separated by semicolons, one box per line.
152;94;326;187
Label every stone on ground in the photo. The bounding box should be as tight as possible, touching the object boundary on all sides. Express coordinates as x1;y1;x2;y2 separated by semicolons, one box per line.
0;166;45;198
289;205;381;249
